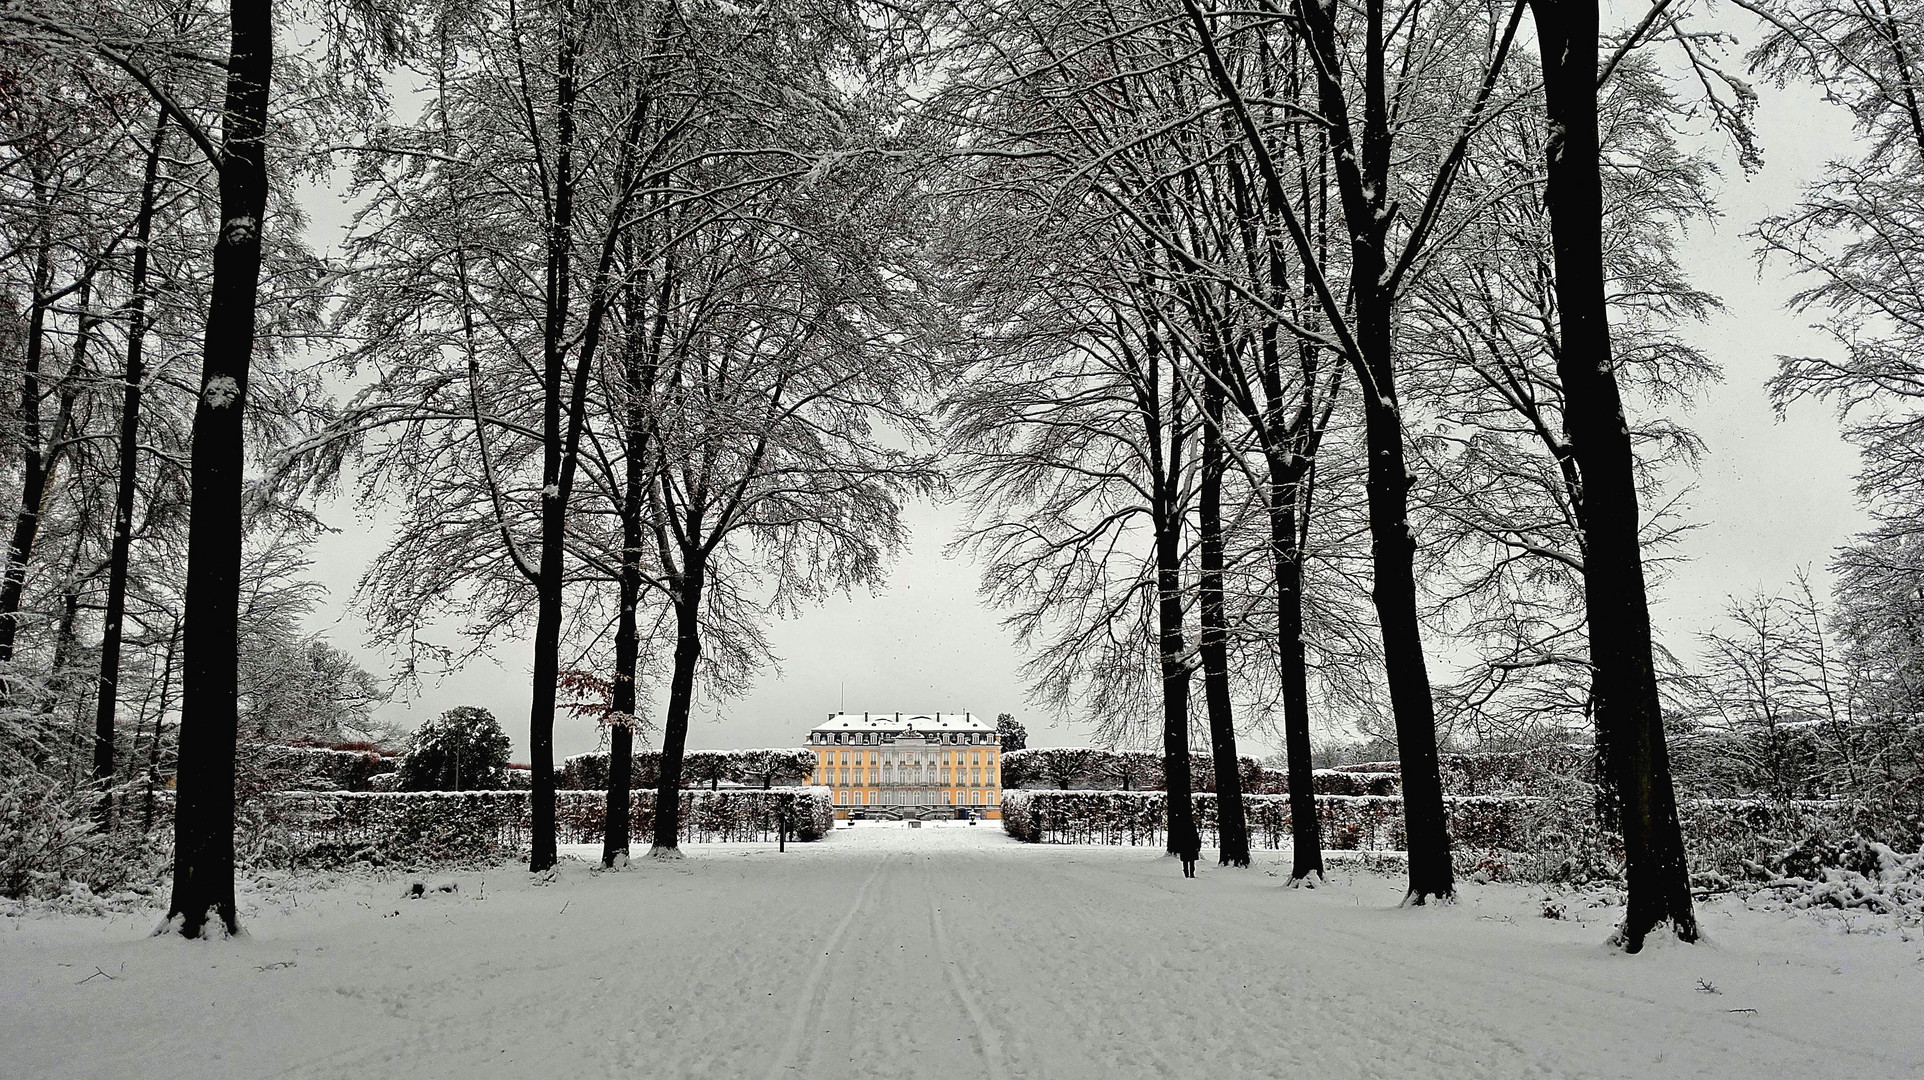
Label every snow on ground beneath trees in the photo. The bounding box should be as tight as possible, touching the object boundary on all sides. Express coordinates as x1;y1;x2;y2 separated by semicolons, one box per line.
4;823;1922;1080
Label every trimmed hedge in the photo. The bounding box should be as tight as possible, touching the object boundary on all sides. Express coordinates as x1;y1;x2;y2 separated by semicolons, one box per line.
999;748;1402;795
999;790;1525;852
251;787;834;866
250;745;397;793
998;788;1858;879
560;749;816;791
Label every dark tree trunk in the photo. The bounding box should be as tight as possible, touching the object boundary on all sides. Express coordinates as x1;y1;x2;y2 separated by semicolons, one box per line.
600;432;644;868
1199;376;1249;867
1529;0;1696;951
0;242;56;661
526;10;582;874
1293;0;1454;903
45;290;94;738
651;564;703;855
1146;330;1198;860
167;0;272;939
527;576;563;872
600;181;662;871
1269;455;1323;881
1189;0;1452;898
1210;41;1330;883
95;112;168;828
143;618;179;835
529;7;643;870
1355;299;1453;903
49;575;82;766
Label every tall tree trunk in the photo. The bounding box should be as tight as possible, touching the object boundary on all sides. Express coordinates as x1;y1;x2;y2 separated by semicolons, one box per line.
1199;375;1249;867
526;9;581;874
1185;0;1452;897
45;284;95;736
95;111;169;828
1355;299;1453;903
1217;56;1328;881
167;0;272;939
651;560;703;856
1529;0;1696;951
1269;454;1323;880
1146;329;1198;859
1295;0;1454;903
0;242;56;661
1157;524;1197;859
600;449;643;869
144;617;180;835
603;229;669;866
50;576;82;754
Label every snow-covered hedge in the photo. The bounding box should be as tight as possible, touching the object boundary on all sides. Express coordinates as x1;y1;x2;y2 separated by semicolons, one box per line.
251;745;396;793
1322;745;1597;796
998;787;1891;888
560;749;816;791
999;748;1401;795
252;787;834;866
998;791;1526;852
1756;837;1924;921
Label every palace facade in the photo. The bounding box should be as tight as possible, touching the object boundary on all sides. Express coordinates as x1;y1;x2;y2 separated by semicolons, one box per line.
806;712;1002;819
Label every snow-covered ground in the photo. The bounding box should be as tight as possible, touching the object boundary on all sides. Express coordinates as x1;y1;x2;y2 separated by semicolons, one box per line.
5;822;1921;1079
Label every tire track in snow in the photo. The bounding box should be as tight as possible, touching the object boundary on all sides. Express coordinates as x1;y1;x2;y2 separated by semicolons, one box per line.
761;852;888;1080
922;855;1013;1080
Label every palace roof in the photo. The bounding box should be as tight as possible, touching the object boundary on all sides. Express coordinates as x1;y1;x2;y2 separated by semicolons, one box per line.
811;712;993;734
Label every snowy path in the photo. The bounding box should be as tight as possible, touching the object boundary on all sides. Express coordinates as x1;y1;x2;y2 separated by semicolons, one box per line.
5;824;1922;1079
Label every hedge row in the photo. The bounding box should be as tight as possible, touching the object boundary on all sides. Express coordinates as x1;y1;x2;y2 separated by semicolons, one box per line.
999;748;1401;795
1000;744;1615;797
1329;744;1594;796
559;749;816;791
247;745;397;793
997;789;1859;881
244;746;821;795
999;790;1526;852
246;787;834;866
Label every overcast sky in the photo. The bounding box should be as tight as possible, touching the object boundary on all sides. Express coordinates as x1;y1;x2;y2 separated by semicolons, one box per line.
298;44;1871;764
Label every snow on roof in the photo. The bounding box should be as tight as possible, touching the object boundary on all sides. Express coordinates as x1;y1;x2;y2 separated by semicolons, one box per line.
811;712;993;734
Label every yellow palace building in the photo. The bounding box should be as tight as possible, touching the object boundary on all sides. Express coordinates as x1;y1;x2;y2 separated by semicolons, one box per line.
806;712;1002;819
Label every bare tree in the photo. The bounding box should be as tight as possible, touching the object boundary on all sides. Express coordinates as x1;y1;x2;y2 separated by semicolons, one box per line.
1524;0;1698;949
636;167;935;855
1181;0;1532;902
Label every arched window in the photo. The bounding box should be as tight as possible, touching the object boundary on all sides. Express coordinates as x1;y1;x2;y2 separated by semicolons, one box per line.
970;791;982;805
866;791;876;805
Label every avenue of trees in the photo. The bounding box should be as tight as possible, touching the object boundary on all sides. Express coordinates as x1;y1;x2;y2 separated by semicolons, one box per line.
0;0;1920;955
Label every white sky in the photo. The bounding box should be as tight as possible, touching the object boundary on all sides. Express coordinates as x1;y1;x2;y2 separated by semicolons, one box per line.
298;33;1873;764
